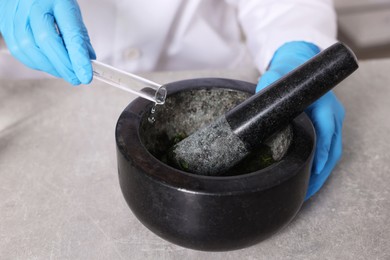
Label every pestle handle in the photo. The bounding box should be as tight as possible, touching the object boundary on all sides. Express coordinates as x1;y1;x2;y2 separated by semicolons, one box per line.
170;42;359;176
226;42;359;150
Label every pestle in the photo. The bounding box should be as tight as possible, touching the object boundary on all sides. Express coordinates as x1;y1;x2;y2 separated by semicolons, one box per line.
169;42;359;176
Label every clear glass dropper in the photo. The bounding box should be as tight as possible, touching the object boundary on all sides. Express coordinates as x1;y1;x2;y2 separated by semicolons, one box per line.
91;60;167;105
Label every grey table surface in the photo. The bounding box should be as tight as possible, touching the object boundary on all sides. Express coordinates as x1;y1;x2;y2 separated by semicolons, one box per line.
0;60;389;260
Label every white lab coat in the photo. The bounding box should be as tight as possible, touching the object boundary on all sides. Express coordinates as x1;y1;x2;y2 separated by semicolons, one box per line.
0;0;337;79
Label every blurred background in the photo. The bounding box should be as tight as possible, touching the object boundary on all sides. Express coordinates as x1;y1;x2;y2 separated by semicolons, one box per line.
1;0;390;61
335;0;390;59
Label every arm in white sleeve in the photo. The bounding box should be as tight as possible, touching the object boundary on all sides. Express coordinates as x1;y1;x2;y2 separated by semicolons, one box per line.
227;0;337;73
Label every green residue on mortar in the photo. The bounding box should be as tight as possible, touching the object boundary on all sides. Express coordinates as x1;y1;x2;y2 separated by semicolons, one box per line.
158;132;276;176
226;144;276;175
172;132;187;144
178;159;189;171
163;131;277;175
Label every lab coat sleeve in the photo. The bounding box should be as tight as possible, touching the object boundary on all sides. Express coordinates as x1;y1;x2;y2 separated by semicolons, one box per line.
227;0;337;73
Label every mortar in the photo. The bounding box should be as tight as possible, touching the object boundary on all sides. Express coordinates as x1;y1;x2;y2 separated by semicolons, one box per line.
116;78;315;251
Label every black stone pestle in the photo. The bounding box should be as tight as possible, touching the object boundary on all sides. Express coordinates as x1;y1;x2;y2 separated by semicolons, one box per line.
169;42;359;176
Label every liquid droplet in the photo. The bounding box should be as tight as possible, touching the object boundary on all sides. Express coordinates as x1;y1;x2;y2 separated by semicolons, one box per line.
151;105;156;114
148;104;157;124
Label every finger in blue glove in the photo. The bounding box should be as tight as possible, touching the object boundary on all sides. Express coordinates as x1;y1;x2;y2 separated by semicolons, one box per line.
305;92;345;199
0;0;95;85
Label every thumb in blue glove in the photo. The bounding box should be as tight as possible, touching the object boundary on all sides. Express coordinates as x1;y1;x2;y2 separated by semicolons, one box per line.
257;41;345;200
0;0;96;85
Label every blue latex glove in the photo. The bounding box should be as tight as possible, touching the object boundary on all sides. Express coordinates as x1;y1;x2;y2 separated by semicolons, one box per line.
257;41;345;200
0;0;96;85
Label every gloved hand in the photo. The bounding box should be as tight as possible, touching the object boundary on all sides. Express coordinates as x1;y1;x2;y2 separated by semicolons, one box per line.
257;41;345;200
0;0;96;85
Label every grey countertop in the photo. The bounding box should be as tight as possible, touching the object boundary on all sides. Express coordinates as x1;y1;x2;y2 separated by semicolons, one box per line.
0;61;389;260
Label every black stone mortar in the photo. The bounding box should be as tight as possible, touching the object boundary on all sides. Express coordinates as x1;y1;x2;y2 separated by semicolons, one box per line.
116;78;315;251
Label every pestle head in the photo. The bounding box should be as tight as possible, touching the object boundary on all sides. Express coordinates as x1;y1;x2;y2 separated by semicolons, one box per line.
169;42;359;176
169;116;249;174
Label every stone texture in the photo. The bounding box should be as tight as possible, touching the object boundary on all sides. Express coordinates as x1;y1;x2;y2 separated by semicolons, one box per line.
0;64;389;259
171;43;358;175
171;116;249;175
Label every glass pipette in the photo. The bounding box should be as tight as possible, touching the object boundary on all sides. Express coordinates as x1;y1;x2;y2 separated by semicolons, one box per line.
92;60;167;105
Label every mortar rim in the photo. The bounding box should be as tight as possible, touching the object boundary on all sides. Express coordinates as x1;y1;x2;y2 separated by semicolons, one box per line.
115;78;316;195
